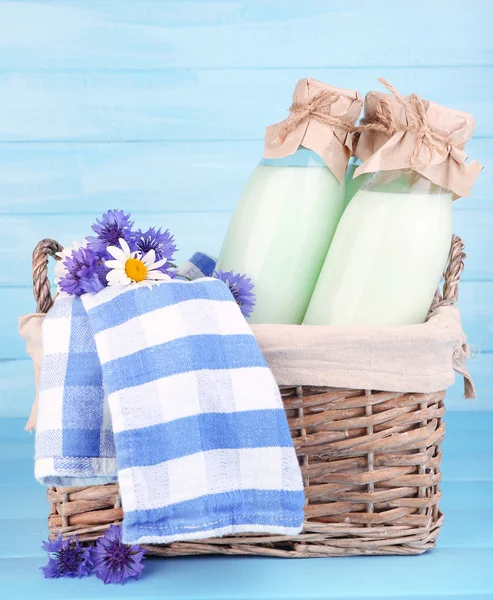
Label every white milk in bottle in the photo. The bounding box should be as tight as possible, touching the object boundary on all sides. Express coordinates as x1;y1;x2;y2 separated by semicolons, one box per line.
218;150;343;324
304;81;483;327
304;171;453;326
216;79;362;324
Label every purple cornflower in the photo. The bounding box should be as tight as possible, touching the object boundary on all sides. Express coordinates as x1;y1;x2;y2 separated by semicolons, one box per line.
90;525;146;584
214;269;256;318
41;535;92;579
58;247;107;296
87;209;134;257
133;227;177;272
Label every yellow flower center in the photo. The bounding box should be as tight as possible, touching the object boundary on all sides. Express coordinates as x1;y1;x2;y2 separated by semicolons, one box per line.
125;258;147;282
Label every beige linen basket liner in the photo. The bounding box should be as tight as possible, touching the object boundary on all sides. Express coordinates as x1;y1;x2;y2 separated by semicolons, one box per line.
31;235;467;557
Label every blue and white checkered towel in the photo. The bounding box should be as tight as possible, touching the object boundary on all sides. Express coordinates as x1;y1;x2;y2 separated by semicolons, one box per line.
35;295;116;486
36;278;304;544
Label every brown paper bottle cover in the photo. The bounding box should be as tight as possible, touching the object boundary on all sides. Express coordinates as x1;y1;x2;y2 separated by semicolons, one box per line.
354;79;483;198
263;78;363;182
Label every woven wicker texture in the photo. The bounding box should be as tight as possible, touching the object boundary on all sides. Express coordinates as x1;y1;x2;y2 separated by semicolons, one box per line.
35;235;465;557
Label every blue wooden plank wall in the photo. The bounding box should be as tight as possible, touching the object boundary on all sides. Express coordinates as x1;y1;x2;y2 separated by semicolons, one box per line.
0;0;491;417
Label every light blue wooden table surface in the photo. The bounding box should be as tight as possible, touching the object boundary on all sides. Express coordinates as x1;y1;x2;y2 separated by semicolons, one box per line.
0;1;492;598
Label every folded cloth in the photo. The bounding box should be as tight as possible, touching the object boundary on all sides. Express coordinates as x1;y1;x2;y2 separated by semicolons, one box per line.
251;305;476;399
35;278;304;544
175;251;217;280
35;295;116;486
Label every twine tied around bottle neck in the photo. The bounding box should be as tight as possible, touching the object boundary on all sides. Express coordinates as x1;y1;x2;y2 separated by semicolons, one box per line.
278;90;356;144
357;78;463;169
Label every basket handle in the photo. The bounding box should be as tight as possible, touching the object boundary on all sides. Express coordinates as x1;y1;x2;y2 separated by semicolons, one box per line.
431;234;465;311
32;239;63;314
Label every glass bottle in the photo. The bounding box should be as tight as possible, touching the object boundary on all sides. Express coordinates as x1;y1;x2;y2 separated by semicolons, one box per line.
303;169;453;326
216;147;345;324
343;157;368;207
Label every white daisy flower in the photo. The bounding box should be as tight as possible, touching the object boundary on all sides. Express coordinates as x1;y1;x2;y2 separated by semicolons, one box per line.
105;238;171;287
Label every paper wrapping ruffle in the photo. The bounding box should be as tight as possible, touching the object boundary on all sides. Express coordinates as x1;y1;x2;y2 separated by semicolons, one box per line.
354;91;483;198
264;78;363;181
251;306;476;399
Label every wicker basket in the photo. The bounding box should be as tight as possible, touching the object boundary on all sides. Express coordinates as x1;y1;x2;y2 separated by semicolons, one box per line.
32;235;467;558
